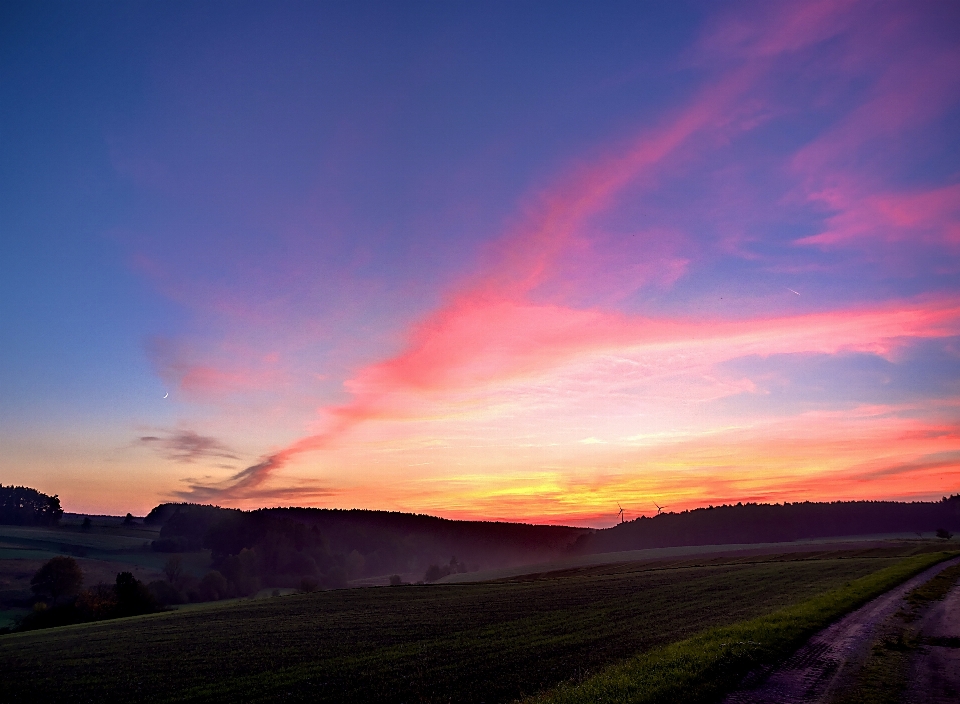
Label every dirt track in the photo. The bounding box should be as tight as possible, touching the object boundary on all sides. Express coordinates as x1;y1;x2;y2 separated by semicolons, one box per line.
723;556;960;704
902;576;960;703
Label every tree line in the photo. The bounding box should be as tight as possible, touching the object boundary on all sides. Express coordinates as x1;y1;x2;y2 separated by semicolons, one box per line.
0;485;62;526
8;556;158;633
572;496;960;554
145;503;588;593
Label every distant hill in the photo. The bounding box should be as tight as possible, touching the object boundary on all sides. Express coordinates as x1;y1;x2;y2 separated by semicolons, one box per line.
571;497;960;555
144;503;590;588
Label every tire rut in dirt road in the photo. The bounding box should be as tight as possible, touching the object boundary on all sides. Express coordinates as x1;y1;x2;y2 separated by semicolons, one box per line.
902;578;960;703
722;555;960;704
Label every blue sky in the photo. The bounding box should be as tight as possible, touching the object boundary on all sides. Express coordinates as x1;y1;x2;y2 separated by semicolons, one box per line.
2;1;959;524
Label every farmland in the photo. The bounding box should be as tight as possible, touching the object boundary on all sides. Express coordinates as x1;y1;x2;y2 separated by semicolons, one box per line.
0;520;204;629
0;543;950;703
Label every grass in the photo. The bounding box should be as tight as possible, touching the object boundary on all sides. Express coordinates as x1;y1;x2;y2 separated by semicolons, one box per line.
524;550;955;704
0;524;204;627
0;524;158;552
0;545;950;703
904;561;960;611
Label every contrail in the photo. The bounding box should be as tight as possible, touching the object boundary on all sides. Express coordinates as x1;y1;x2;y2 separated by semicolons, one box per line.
786;287;801;296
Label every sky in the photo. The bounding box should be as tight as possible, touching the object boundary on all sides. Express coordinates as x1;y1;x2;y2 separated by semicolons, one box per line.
1;0;959;526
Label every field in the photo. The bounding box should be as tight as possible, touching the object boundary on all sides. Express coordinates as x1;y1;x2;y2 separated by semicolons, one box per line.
0;521;204;628
0;543;949;703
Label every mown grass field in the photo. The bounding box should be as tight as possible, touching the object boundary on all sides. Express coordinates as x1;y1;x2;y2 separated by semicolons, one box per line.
0;544;947;703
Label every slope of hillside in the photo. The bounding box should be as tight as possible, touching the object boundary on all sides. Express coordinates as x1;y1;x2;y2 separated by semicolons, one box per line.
147;503;591;586
1;546;945;703
573;497;960;555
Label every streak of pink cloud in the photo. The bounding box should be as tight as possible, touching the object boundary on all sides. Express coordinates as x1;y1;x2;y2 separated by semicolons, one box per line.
196;297;960;500
698;0;859;61
798;182;960;248
184;0;960;504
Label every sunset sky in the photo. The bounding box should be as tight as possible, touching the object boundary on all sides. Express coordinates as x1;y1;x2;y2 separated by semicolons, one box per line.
2;1;959;526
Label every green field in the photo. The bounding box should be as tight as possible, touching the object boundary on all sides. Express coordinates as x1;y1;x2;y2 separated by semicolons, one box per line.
0;522;163;557
0;522;203;628
0;544;948;703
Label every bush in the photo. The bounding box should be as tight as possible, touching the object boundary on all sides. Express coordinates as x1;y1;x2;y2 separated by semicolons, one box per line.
76;584;118;618
31;556;83;604
148;579;185;606
299;577;319;593
115;572;157;616
18;572;160;633
163;555;184;585
424;556;468;583
197;571;229;601
389;574;403;586
936;528;953;539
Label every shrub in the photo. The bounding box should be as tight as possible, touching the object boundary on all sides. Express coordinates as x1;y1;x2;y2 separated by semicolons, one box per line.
299;577;319;593
163;555;184;585
197;571;229;601
76;583;119;618
115;572;157;616
424;556;468;582
30;556;83;604
148;579;185;606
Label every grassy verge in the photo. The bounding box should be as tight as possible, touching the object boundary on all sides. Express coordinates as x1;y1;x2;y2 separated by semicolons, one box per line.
526;551;956;704
830;560;960;704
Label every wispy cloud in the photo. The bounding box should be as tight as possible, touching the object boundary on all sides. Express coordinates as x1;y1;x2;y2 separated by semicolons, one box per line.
138;430;239;464
137;1;960;515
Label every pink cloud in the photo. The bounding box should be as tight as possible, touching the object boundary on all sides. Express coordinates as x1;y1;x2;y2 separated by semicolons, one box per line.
170;1;960;511
698;0;859;61
147;337;287;398
187;295;960;502
798;182;960;248
791;47;960;178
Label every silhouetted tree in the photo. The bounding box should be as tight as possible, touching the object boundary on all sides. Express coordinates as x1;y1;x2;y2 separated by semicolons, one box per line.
197;571;228;601
147;580;185;606
30;556;83;604
423;556;467;582
75;583;118;619
163;555;183;585
0;485;63;525
115;572;156;615
123;513;135;525
81;516;92;531
936;528;953;539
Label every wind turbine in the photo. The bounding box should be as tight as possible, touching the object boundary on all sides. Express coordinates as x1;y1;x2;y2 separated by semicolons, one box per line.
617;502;625;524
654;502;666;515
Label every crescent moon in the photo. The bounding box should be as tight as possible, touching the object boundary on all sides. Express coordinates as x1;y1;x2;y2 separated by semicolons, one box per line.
163;393;168;399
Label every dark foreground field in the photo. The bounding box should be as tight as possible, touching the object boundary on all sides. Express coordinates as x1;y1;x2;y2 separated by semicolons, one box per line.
0;545;947;703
